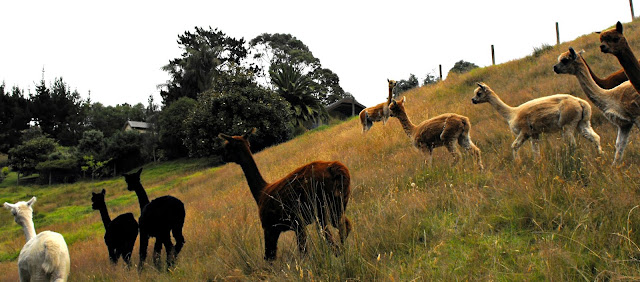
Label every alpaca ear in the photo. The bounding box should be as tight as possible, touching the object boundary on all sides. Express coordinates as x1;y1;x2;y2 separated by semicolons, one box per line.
136;168;143;175
387;78;390;82
243;127;257;140
569;47;577;58
400;96;406;103
101;189;106;195
477;82;485;89
391;99;397;106
218;133;233;142
27;197;36;207
616;21;623;33
3;202;13;210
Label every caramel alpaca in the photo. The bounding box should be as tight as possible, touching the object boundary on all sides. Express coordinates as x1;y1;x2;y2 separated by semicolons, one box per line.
359;79;397;132
472;82;602;161
554;47;640;164
388;97;484;169
218;128;351;260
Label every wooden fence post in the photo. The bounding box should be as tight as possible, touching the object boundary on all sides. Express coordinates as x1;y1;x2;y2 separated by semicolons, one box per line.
556;22;560;45
631;0;636;20
491;45;495;65
439;64;442;81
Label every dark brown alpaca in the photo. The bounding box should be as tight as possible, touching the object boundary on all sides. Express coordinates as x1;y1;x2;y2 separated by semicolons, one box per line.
359;79;397;132
218;128;351;260
599;21;640;93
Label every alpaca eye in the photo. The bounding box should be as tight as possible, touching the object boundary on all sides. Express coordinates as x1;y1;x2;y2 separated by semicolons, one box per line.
612;37;620;43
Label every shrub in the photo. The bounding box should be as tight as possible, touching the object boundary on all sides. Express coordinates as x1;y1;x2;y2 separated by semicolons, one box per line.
184;83;293;157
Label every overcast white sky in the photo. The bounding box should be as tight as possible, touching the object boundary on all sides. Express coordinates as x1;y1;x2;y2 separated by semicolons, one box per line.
0;1;635;107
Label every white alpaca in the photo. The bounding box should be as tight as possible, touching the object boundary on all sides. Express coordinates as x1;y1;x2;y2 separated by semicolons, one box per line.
4;197;70;282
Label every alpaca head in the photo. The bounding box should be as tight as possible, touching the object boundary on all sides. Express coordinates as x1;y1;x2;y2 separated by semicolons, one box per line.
599;21;627;55
388;96;406;117
123;168;143;191
553;47;583;75
3;197;36;226
387;79;397;89
218;128;256;164
471;82;494;104
91;189;106;210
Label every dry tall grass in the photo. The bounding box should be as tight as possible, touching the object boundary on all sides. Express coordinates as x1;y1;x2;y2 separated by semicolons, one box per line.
3;21;640;280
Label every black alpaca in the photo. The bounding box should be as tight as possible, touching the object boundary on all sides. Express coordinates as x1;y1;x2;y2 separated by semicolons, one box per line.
123;168;185;271
91;189;139;266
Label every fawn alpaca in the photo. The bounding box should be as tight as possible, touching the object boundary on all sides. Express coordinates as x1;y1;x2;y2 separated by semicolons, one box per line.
4;197;70;282
91;189;138;266
472;82;602;160
218;128;351;260
554;47;640;164
599;21;640;93
388;96;484;169
359;79;397;132
124;168;185;271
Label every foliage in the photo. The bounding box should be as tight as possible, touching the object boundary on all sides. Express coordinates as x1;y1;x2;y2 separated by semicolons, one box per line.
8;136;57;178
0;167;8;181
423;71;440;86
104;131;145;176
160;26;251;106
270;64;327;128
395;73;420;95
532;43;554;58
250;33;346;105
158;97;197;159
0;84;30;154
449;60;479;75
77;130;106;158
80;155;111;181
85;102;147;137
183;73;293;157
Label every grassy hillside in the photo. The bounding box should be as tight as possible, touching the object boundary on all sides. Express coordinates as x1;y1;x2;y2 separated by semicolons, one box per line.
3;20;640;280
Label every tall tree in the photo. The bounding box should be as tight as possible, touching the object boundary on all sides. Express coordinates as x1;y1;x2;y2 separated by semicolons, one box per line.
29;77;85;146
395;74;420;95
250;33;346;105
160;26;251;106
270;64;327;128
0;84;31;153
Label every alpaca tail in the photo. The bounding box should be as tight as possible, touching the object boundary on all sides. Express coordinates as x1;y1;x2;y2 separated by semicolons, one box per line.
41;232;70;279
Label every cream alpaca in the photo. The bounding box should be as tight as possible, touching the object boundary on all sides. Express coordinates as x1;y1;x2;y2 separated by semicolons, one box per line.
4;197;70;282
472;82;602;160
554;47;640;164
388;96;484;169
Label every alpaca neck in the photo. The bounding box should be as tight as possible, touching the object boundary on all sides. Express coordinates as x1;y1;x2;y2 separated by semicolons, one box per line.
575;57;612;110
486;92;515;121
97;204;112;229
132;184;150;213
20;218;37;243
236;149;268;205
386;87;393;105
615;45;640;92
585;58;609;87
394;110;417;137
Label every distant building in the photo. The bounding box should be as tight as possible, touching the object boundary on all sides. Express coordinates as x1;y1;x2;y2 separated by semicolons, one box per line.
123;121;153;133
325;97;366;120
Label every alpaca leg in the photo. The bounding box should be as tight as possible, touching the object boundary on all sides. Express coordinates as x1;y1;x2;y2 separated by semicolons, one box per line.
334;216;352;244
264;228;281;261
563;127;577;147
421;148;433;167
153;239;163;269
162;235;175;269
108;247;117;264
579;122;603;154
613;125;632;165
319;218;340;255
446;142;462;165
138;233;149;271
530;135;541;161
512;133;528;161
458;134;484;170
172;224;186;259
295;227;308;255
